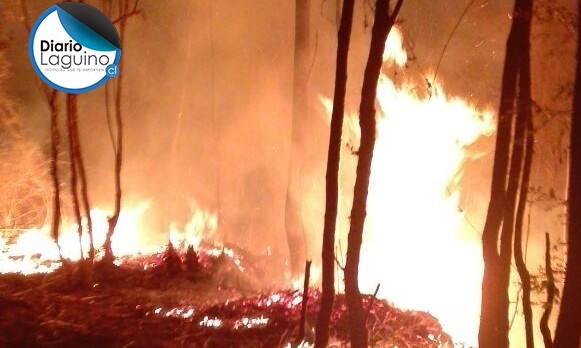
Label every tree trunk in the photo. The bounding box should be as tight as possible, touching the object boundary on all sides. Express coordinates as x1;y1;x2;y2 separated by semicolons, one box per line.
66;94;85;260
540;233;555;348
479;0;531;346
285;0;310;278
104;1;131;262
314;0;355;346
344;1;402;346
72;107;94;261
513;26;534;348
49;90;63;259
553;1;581;345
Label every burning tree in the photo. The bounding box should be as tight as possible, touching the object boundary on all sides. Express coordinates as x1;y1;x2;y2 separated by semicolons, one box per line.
315;0;355;346
344;0;403;346
101;0;141;263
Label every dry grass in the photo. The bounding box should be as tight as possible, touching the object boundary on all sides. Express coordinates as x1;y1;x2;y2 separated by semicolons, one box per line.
0;108;52;230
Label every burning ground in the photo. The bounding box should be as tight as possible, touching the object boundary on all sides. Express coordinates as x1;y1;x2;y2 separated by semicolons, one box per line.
0;19;496;347
0;244;454;348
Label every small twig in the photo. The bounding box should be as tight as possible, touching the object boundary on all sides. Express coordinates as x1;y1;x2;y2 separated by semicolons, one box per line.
334;254;345;271
366;283;381;320
431;0;478;89
307;32;320;82
112;9;142;24
296;260;312;345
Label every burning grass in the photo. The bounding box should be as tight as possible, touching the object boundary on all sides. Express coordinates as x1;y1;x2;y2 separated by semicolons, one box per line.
0;245;454;348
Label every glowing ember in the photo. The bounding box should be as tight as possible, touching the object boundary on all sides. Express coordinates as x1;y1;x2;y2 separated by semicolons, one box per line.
284;342;313;348
182;290;451;346
322;27;494;345
234;315;269;329
199;316;222;328
149;306;196;319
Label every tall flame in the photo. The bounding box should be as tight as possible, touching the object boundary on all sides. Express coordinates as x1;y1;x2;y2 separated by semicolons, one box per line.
325;27;494;345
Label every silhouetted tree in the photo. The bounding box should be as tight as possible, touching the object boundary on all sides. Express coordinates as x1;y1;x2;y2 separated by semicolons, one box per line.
66;94;85;260
553;1;581;345
285;0;310;278
102;0;141;262
19;1;66;261
64;91;95;264
478;0;532;346
314;0;355;346
513;17;534;347
344;0;402;346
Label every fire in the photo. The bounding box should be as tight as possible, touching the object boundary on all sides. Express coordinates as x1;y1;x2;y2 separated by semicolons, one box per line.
323;27;494;345
0;200;219;275
169;204;218;250
0;24;494;346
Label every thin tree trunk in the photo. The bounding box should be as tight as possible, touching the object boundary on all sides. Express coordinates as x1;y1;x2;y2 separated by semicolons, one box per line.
66;94;84;260
344;1;402;346
297;260;312;344
513;133;535;348
67;0;93;261
553;0;581;344
20;1;68;263
286;0;310;278
314;0;355;346
72;108;94;261
496;53;530;346
49;90;64;261
104;1;130;262
479;0;531;346
540;233;554;348
513;27;534;347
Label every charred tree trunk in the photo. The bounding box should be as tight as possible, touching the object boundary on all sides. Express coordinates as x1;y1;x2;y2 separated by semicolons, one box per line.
66;94;84;260
49;90;63;257
478;0;531;346
314;0;355;346
73;112;94;260
66;94;94;262
285;0;310;278
553;1;581;345
344;1;402;346
540;233;555;348
513;30;534;348
19;1;65;260
103;0;138;261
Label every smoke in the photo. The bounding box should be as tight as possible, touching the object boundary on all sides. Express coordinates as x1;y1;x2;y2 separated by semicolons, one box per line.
1;0;511;269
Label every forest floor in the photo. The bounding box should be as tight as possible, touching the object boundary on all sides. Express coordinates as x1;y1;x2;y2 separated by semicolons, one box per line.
0;247;454;348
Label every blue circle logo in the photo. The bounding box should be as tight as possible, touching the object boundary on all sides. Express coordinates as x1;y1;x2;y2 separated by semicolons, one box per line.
28;3;122;94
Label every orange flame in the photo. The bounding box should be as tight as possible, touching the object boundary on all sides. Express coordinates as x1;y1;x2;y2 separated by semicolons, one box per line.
0;200;219;275
322;27;494;345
